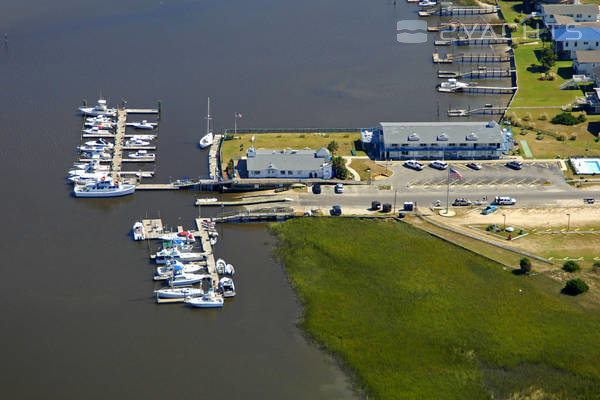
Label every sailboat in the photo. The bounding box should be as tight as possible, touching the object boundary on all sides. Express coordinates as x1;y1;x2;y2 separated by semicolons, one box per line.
198;97;214;149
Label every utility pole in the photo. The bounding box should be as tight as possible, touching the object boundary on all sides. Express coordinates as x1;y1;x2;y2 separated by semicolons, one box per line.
567;213;571;231
502;213;506;231
393;190;397;214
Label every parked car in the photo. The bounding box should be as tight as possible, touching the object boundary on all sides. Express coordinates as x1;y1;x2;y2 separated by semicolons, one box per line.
404;160;424;171
493;196;516;205
584;198;595;204
466;162;482;170
482;205;499;215
382;203;392;213
331;205;342;216
371;200;381;210
334;183;344;193
430;160;449;170
506;161;523;170
452;198;473;206
312;184;321;194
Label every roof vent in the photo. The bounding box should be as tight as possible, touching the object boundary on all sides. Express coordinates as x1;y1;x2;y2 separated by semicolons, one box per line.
408;132;420;141
466;132;479;141
437;132;449;141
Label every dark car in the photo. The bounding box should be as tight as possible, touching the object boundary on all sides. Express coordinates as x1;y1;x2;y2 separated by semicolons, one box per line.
331;205;342;216
312;184;321;194
371;200;381;210
452;198;473;206
506;161;523;170
466;162;482;170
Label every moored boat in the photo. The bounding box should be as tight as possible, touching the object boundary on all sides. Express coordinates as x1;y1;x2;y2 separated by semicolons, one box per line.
130;120;156;130
79;99;116;116
73;177;135;198
198;97;214;148
128;150;155;160
82;127;114;135
185;289;224;308
219;277;236;298
167;267;207;287
152;247;205;264
132;221;145;240
154;287;204;299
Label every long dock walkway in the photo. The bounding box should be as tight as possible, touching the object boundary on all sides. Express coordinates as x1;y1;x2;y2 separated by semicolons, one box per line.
195;218;219;286
111;109;127;180
195;196;292;207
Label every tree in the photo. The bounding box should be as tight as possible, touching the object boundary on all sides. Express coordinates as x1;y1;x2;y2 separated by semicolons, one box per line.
564;279;589;295
551;112;582;126
539;47;557;70
519;257;532;274
327;140;339;154
331;156;348;180
562;260;580;273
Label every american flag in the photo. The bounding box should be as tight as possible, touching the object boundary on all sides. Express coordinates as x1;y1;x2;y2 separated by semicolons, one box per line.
235;112;243;118
449;167;462;180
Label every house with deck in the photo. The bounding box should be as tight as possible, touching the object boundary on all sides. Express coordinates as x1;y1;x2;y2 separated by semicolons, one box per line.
541;4;600;26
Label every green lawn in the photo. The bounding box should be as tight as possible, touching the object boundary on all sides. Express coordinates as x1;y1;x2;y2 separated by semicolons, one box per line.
271;218;600;399
220;132;364;171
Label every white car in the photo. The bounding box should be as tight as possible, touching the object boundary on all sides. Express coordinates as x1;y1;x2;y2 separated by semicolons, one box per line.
404;160;424;171
493;196;516;205
430;160;448;170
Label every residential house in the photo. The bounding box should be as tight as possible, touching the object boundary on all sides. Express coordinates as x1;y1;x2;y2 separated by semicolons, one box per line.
573;50;600;74
245;146;333;179
551;26;600;59
541;4;600;26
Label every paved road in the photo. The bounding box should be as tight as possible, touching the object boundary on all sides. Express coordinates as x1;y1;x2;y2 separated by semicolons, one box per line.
291;160;599;212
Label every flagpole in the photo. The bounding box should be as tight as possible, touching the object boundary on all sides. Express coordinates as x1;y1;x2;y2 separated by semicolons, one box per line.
446;166;450;214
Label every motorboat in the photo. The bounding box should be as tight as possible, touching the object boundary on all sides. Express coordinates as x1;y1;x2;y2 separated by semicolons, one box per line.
125;139;151;147
438;79;470;92
85;115;114;125
167;268;207;287
84;139;113;148
158;231;195;243
219;277;236;298
79;99;116;116
81;151;111;159
67;171;106;184
82;127;114;135
132;221;145;240
152;247;205;264
215;258;235;275
185;289;224;308
195;197;218;204
155;261;206;280
73;177;135;198
129;135;155;141
79;144;113;152
130;120;156;130
154;287;204;299
84;123;115;130
69;162;109;176
418;0;436;6
198;97;214;149
128;150;155;160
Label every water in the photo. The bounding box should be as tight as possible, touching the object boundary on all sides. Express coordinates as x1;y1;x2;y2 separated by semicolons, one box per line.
0;0;509;398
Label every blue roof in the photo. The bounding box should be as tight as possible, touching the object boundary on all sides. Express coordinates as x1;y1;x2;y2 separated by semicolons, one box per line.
552;27;600;41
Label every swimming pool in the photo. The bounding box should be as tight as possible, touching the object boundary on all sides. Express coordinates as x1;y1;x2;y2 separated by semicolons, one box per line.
571;158;600;175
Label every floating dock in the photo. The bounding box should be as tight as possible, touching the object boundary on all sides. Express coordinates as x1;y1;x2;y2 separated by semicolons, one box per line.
438;69;514;79
439;85;517;94
434;38;509;46
434;53;511;64
195;196;293;207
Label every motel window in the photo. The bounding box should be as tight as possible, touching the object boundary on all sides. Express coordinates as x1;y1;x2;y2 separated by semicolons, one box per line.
420;144;426;147
288;170;292;175
574;42;578;47
459;143;467;147
402;151;408;155
297;171;302;174
584;42;589;45
402;144;408;147
449;143;456;147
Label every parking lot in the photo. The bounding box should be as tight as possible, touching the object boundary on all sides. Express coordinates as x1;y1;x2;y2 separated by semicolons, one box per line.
382;161;566;188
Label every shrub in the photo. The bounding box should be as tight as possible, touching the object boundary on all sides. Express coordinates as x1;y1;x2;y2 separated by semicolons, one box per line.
593;262;600;273
564;278;589;295
507;24;518;33
577;113;587;123
520;258;532;273
327;140;339;153
538;113;548;121
557;134;567;141
514;16;520;23
522;113;531;121
298;134;305;138
569;134;577;141
226;158;234;177
332;156;348;180
546;72;556;81
506;111;517;122
536;135;544;140
551;112;582;126
562;260;580;273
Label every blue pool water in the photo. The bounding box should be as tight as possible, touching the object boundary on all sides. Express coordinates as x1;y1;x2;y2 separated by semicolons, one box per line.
583;160;600;174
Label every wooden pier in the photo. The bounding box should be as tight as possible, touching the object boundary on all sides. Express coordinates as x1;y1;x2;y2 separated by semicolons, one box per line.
212;210;297;223
420;5;498;17
434;53;511;64
110;109;127;180
434;38;509;46
195;218;220;286
195;196;292;207
438;69;513;79
440;85;517;94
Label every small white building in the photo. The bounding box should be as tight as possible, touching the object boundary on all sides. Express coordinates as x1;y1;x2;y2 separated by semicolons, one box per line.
245;146;333;179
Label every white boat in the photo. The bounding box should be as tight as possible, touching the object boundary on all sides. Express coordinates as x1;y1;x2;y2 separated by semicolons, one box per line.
129;135;155;141
209;237;217;246
152;247;205;264
167;269;207;287
73;177;135;198
85;115;114;125
84;123;115;130
79;144;113;152
438;79;470;92
68;171;106;184
219;277;236;298
82;127;113;135
154;287;204;299
79;99;116;116
125;139;151;147
130;120;156;130
81;151;111;159
128;150;155;160
418;0;436;6
158;231;196;243
155;261;206;280
216;258;235;275
196;197;218;204
132;221;145;241
198;97;214;148
72;160;109;171
84;139;113;148
185;289;224;308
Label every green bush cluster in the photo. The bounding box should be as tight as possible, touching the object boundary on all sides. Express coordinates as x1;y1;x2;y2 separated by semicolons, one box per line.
551;112;586;126
564;279;589;295
562;260;580;273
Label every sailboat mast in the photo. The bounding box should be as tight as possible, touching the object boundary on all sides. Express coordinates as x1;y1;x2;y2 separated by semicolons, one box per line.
206;97;212;135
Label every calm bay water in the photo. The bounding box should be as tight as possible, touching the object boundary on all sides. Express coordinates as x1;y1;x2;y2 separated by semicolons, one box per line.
0;0;508;398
